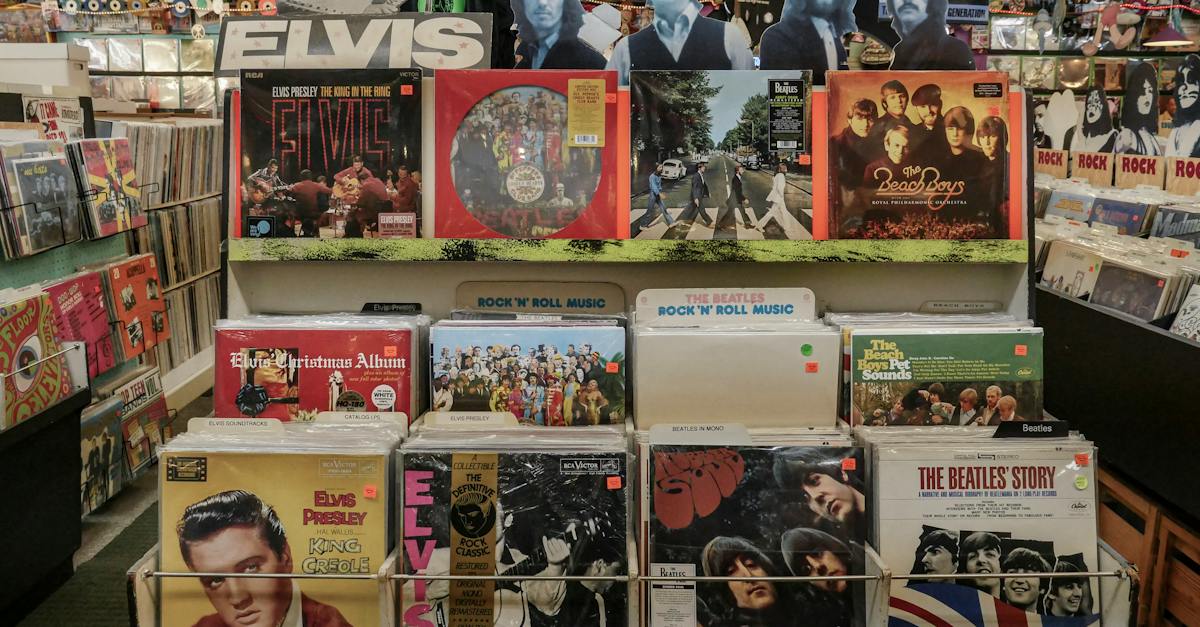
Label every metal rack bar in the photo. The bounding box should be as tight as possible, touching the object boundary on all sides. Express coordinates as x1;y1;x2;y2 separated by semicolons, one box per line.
892;570;1126;581
0;345;81;380
146;570;379;581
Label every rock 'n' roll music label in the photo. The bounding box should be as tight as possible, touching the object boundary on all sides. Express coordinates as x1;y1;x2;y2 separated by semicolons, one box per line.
1071;151;1115;187
1035;149;1068;179
1115;154;1165;190
1167;156;1200;196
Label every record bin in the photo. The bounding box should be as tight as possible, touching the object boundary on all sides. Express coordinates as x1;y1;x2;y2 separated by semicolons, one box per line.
1036;285;1200;524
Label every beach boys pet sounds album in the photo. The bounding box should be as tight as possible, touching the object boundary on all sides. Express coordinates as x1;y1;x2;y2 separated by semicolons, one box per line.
237;69;423;239
435;70;621;239
825;71;1019;240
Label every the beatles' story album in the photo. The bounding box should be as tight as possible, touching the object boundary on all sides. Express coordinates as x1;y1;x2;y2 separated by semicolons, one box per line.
850;328;1044;426
237;69;423;239
401;450;629;626
214;323;418;422
159;446;391;627
629;70;814;241
648;445;866;627
435;70;621;239
826;71;1017;240
878;444;1100;625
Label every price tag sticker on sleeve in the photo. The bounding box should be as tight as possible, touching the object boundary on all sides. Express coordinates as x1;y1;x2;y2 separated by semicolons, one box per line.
363;485;378;499
567;79;606;148
607;476;622;489
841;457;857;471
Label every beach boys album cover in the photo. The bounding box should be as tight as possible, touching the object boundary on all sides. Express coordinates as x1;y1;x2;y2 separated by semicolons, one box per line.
826;71;1017;240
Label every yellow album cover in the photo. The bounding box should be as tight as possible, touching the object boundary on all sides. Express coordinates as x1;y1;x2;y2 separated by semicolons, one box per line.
159;449;391;627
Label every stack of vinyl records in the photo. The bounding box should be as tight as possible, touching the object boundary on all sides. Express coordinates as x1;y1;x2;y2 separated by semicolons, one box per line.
0;290;74;429
154;273;219;374
214;314;429;422
858;428;1101;623
79;395;125;516
400;421;631;626
81;253;170;363
638;430;868;626
158;419;401;627
67;137;147;239
94;365;167;478
132;196;220;289
826;313;1041;426
429;320;627;425
1037;218;1200;322
107;118;221;207
0;139;83;258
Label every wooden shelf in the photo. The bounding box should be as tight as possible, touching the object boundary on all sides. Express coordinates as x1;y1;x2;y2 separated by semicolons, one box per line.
228;238;1029;264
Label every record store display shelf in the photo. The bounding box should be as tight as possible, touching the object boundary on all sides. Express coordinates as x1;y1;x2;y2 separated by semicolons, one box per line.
228;237;1029;264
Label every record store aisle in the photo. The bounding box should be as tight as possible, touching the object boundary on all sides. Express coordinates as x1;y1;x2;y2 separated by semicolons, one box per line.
15;394;211;627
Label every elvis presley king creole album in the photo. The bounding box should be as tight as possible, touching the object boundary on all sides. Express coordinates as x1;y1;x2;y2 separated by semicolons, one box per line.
213;316;421;422
877;443;1100;625
159;432;394;627
400;441;630;626
825;71;1019;240
850;327;1044;427
236;68;423;239
647;444;866;627
435;70;621;239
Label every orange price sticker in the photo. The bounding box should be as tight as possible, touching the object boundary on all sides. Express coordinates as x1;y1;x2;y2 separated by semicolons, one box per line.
841;457;857;471
607;476;622;489
805;361;819;373
605;362;619;373
1014;344;1027;356
363;485;378;499
1074;453;1090;467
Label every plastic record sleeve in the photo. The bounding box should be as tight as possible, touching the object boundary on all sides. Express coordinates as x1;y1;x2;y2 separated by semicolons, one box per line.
434;70;621;239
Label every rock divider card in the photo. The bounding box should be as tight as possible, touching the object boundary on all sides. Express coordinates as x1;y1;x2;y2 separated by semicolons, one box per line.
237;69;423;239
824;71;1017;240
435;70;621;239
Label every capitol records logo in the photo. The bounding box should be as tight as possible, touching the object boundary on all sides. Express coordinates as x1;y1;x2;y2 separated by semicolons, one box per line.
976;453;996;460
560;457;620;475
874;165;967;210
1017;367;1034;376
1071;501;1092;512
505;164;545;204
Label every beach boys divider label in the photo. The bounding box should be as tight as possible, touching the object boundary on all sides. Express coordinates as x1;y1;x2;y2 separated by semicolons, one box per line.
216;14;493;76
449;452;497;626
457;281;627;314
635;287;817;326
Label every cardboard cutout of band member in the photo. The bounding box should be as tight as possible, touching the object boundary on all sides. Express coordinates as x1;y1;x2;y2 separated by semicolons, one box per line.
1116;61;1161;155
886;0;974;71
1064;88;1118;153
607;0;754;84
1167;54;1200;158
513;0;607;69
758;0;856;84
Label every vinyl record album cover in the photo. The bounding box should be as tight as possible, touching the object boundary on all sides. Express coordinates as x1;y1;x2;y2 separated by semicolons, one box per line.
401;450;629;626
1169;284;1200;341
1088;197;1154;235
44;271;117;379
112;366;165;474
80;395;125;515
214;324;417;421
0;140;82;257
1089;262;1171;321
0;293;73;429
629;70;814;240
878;445;1100;625
429;324;626;424
105;254;169;359
1043;190;1096;223
1039;241;1103;300
435;70;621;239
159;447;391;627
1150;205;1200;244
237;69;422;239
826;71;1015;239
72;138;147;238
849;328;1044;426
648;445;866;626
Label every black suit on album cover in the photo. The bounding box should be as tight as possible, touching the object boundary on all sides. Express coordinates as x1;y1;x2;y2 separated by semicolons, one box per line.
515;38;606;69
677;168;713;226
758;15;848;83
